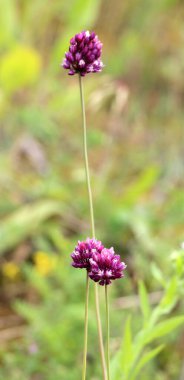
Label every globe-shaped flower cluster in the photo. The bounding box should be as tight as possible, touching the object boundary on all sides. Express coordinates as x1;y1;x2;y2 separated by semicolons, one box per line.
71;238;104;270
62;31;104;76
71;238;126;286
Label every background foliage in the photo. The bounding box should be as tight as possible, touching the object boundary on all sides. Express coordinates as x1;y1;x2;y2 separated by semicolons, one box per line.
0;0;184;379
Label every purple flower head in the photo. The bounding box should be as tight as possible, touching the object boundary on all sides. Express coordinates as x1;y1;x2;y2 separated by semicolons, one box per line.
89;247;127;286
71;238;104;269
62;30;104;76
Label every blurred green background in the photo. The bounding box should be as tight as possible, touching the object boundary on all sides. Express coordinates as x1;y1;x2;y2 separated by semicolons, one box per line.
0;0;184;379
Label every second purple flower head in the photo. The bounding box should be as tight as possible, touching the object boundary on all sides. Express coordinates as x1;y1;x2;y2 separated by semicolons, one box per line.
89;247;126;286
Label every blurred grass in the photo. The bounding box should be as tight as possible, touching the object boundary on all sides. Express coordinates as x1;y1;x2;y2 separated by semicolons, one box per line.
0;0;184;378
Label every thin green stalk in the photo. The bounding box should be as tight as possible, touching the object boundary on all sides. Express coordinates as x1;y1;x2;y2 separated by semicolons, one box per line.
79;74;107;380
82;272;90;380
105;285;110;380
78;75;95;237
95;282;107;379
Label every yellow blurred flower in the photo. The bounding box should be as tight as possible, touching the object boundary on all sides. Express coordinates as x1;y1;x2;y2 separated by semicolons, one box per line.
2;262;20;280
34;251;57;276
0;45;42;94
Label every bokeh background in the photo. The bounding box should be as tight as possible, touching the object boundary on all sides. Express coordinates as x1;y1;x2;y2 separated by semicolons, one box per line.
0;0;184;379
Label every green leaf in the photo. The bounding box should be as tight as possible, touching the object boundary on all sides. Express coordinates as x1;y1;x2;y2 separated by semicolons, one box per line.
158;277;178;314
151;263;166;287
139;281;151;323
130;345;164;380
145;316;184;344
120;166;160;208
0;200;63;254
111;317;133;379
121;317;133;374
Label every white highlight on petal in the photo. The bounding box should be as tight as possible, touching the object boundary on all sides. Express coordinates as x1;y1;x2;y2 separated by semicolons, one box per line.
89;259;96;266
88;65;94;72
98;270;104;276
85;31;90;37
79;59;85;66
106;270;112;277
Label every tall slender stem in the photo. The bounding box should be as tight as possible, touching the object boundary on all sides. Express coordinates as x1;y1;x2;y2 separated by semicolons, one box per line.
78;75;95;237
105;285;110;380
82;272;90;380
79;74;107;380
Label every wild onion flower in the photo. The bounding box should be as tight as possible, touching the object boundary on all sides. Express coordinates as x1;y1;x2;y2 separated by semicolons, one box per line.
89;247;127;286
71;238;104;269
62;30;104;76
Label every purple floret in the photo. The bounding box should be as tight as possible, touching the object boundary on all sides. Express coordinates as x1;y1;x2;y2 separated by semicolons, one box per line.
88;248;127;286
61;30;104;76
71;238;104;269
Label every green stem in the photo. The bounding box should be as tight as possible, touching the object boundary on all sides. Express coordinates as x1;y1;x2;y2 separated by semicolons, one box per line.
78;75;95;237
79;75;107;380
105;285;110;380
95;282;107;379
82;272;90;380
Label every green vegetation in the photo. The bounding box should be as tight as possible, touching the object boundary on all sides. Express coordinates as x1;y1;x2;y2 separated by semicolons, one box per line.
0;0;184;379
